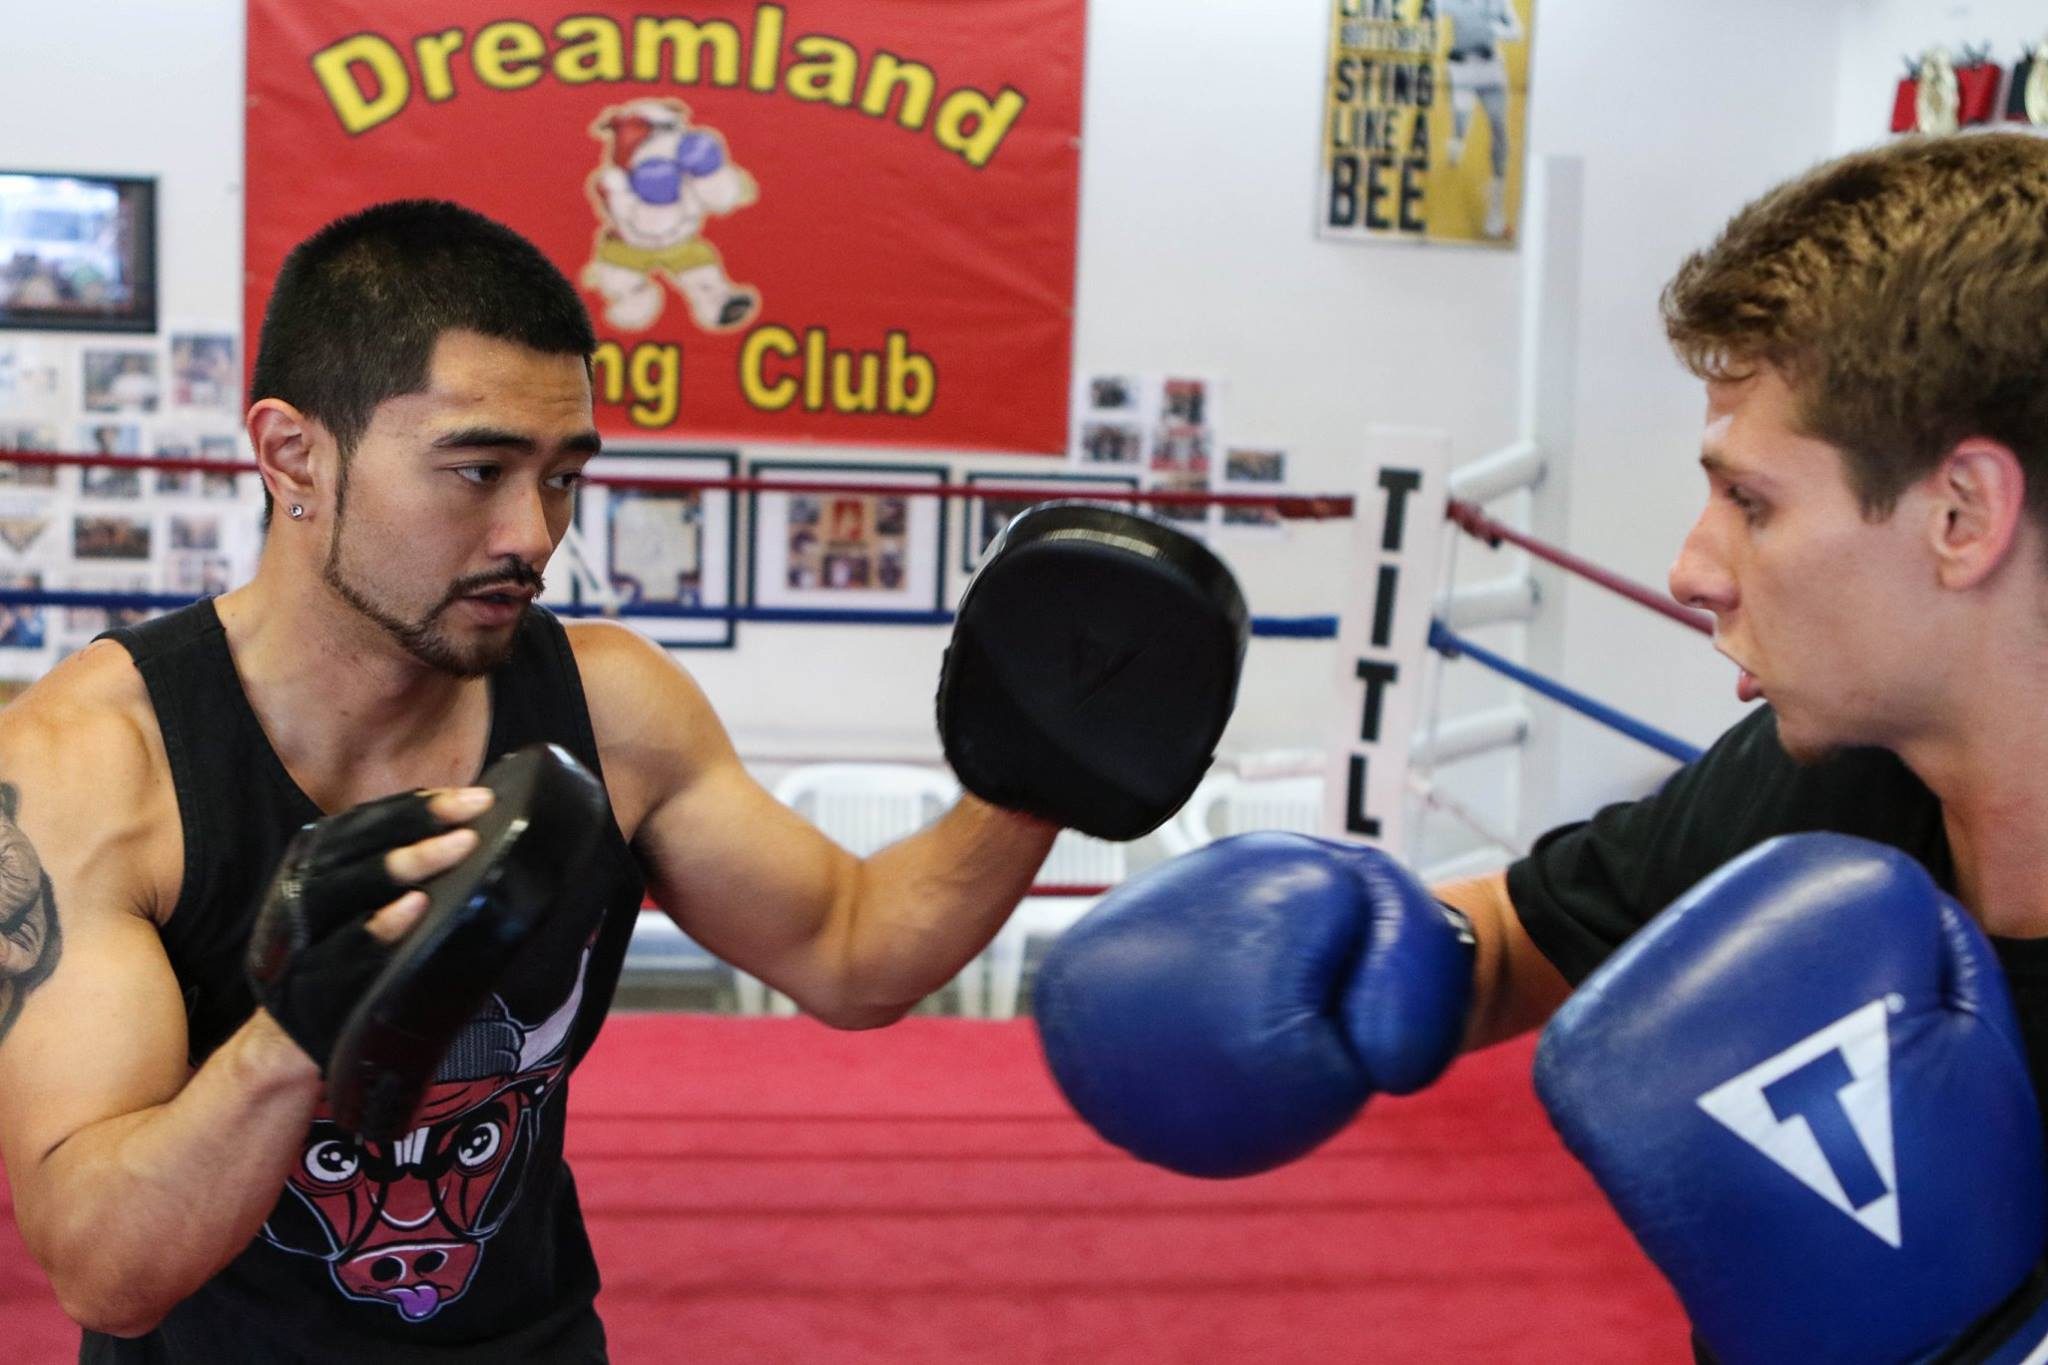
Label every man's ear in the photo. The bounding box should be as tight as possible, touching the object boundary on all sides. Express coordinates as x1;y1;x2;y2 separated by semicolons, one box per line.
1928;438;2027;590
247;399;325;519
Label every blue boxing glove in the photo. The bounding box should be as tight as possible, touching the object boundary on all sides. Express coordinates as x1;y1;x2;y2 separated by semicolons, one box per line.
1034;832;1475;1177
629;133;727;204
674;130;724;176
1535;834;2046;1365
627;158;684;205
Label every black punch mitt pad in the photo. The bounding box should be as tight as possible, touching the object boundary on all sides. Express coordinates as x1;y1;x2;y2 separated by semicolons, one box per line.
938;502;1248;840
326;742;609;1139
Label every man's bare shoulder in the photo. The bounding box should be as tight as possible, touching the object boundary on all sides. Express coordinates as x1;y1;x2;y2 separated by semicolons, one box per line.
1;639;161;768
562;617;668;679
562;619;710;730
562;620;730;834
0;642;178;918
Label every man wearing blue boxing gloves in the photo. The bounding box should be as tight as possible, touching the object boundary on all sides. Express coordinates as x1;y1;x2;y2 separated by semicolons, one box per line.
1035;131;2048;1364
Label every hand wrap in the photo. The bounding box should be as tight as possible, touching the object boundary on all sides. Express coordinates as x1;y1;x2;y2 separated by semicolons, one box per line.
246;791;442;1069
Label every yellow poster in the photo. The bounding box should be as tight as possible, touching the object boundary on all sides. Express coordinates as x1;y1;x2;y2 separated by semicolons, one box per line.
1318;0;1535;247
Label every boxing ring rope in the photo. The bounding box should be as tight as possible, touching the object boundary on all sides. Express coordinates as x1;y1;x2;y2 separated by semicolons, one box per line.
0;440;1352;632
1430;488;1718;766
1412;488;1707;896
0;442;1709;763
0;437;1708;824
0;444;1365;910
0;448;1356;520
578;473;1355;519
1408;771;1526;860
1394;157;1709;881
1427;620;1702;765
1446;497;1713;636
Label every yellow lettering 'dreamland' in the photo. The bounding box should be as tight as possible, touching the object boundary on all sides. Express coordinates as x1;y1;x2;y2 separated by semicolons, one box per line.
308;6;1029;169
740;326;935;416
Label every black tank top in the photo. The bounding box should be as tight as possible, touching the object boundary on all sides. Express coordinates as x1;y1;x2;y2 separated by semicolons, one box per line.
82;601;645;1364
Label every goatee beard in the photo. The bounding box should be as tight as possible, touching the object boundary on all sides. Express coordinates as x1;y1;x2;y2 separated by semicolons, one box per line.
322;540;537;678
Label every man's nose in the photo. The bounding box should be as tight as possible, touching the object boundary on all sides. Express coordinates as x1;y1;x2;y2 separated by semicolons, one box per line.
489;484;556;568
1668;517;1735;614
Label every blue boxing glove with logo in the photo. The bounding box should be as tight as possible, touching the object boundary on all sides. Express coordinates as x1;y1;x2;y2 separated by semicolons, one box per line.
1536;834;2048;1365
1033;832;1475;1178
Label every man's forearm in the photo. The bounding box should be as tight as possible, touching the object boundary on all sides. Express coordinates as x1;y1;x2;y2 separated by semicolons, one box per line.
21;1010;321;1336
833;794;1057;1026
1436;870;1572;1052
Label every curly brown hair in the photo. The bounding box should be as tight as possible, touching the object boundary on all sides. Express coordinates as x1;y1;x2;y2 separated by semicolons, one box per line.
1663;133;2048;524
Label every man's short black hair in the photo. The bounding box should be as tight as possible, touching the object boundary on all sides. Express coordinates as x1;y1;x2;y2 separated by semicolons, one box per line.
249;199;595;457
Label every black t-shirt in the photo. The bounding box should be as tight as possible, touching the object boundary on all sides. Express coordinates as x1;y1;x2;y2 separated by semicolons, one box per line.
1508;704;2048;1361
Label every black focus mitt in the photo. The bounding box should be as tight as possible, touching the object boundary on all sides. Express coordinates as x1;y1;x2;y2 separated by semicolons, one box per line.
324;742;608;1139
937;502;1247;840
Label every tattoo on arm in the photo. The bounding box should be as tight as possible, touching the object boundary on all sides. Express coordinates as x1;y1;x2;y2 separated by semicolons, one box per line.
0;782;58;1043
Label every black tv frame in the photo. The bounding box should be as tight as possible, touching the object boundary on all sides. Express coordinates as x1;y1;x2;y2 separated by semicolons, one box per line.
0;171;158;335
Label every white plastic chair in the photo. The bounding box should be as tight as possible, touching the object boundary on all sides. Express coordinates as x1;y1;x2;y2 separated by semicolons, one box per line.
981;829;1128;1020
736;764;960;1015
625;909;713;968
772;762;961;855
624;910;737;1007
1036;827;1127;889
1174;773;1327;849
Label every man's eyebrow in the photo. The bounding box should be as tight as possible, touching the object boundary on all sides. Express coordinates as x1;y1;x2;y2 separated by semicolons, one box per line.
429;427;604;456
1700;451;1777;489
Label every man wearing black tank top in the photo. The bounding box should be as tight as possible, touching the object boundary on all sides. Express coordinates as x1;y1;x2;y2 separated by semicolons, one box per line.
0;201;1084;1362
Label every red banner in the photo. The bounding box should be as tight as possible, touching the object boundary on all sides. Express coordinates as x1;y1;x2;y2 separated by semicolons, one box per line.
245;2;1083;454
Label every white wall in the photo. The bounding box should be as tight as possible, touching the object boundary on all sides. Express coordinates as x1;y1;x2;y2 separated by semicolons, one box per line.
5;0;1943;850
1833;0;2047;152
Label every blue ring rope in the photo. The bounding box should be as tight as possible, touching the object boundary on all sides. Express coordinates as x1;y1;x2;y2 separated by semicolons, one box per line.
0;590;1694;760
1427;620;1702;764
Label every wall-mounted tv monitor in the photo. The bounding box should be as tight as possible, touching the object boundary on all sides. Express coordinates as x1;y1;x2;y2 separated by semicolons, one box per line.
0;172;156;333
